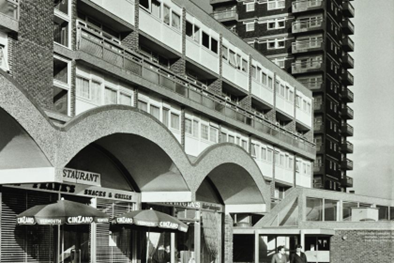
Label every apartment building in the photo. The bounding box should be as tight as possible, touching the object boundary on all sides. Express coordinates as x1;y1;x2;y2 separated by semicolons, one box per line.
0;0;315;262
210;0;355;192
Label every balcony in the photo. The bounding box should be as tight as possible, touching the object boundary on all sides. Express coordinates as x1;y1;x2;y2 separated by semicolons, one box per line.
341;141;354;153
76;26;316;157
343;70;354;85
342;1;355;18
342;36;354;51
341;122;354;136
342;87;354;102
343;53;354;68
341;176;353;187
314;163;324;174
0;0;19;32
297;79;323;91
292;18;324;33
342;18;355;35
292;38;323;54
341;105;354;119
292;0;324;13
291;59;323;74
212;8;238;23
341;158;353;170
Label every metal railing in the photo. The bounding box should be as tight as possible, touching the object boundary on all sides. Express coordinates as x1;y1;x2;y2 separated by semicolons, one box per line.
344;87;354;100
212;9;238;21
292;0;323;13
343;36;354;51
292;18;323;33
343;19;355;33
342;1;355;17
76;26;316;154
298;80;323;90
292;60;323;74
344;54;354;67
292;39;323;53
0;0;19;20
346;71;354;84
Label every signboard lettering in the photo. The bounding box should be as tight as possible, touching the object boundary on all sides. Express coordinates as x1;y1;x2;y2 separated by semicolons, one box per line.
63;168;101;186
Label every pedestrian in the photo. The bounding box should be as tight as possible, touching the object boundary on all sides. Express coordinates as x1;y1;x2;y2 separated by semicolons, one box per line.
290;244;307;263
271;245;288;263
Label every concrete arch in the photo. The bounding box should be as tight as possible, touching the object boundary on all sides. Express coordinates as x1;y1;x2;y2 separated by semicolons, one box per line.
191;143;271;211
57;105;194;201
0;72;57;165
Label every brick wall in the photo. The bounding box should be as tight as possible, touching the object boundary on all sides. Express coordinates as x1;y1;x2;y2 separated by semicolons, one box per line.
11;0;54;110
331;230;394;263
224;214;233;263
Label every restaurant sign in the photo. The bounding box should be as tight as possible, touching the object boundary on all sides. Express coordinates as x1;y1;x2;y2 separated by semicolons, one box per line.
63;168;101;186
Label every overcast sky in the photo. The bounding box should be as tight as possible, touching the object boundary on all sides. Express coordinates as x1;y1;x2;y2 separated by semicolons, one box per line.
349;0;394;199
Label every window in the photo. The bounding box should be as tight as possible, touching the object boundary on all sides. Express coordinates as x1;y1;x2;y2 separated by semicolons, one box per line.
186;21;193;37
138;100;148;112
163;5;170;25
192;120;199;137
251;143;257;158
193;25;200;43
242;140;248;151
246;22;255;32
76;77;89;99
222;45;228;60
267;0;285;10
251;66;257;80
185;118;192;134
90;81;101;104
246;2;255;12
202;31;210;49
201;124;209;140
209;126;218;143
229;50;236;66
150;105;160;120
54;19;69;47
261;147;267;160
262;72;267;86
0;38;9;72
172;12;180;30
120;93;132;106
140;0;149;9
211;38;218;54
268;76;273;89
171;113;180;130
267;148;273;162
151;0;161;18
228;135;235;143
104;87;117;104
241;59;248;73
162;108;170;127
275;151;279;165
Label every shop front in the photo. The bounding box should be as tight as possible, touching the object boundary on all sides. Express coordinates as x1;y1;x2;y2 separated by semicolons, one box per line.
0;166;141;263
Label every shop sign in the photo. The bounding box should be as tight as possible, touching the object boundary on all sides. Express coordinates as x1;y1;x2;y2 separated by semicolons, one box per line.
62;168;101;186
157;201;223;212
5;183;138;202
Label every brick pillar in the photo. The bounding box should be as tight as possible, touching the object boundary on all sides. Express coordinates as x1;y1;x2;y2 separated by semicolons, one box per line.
134;89;139;108
71;0;77;51
180;107;186;150
122;0;140;51
285;120;296;133
208;78;222;95
239;96;252;111
265;108;276;122
304;129;314;141
224;214;233;263
70;60;76;117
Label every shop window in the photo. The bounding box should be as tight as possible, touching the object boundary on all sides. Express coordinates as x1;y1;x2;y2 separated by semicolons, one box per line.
306;197;323;221
324;199;338;221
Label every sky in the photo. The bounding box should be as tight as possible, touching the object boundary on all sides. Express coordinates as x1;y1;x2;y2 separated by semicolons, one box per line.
349;0;394;199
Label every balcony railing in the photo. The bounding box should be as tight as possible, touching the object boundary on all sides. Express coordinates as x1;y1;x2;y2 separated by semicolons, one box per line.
342;36;354;51
343;18;355;35
313;163;323;173
342;141;354;153
212;9;238;22
341;122;353;136
292;60;323;74
292;18;323;33
342;1;355;18
343;70;354;85
292;0;324;13
342;87;354;102
76;26;316;155
298;79;323;90
343;53;354;68
341;105;354;119
0;0;19;20
292;39;323;53
342;158;353;170
342;176;353;187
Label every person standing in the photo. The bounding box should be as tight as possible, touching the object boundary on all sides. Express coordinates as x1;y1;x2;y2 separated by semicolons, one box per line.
290;245;307;263
271;246;288;263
